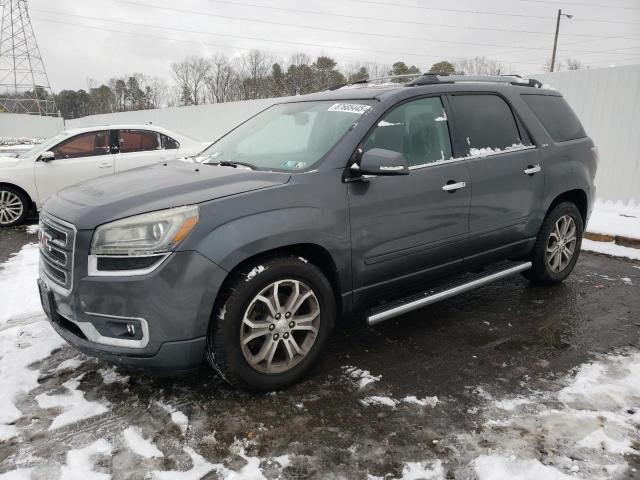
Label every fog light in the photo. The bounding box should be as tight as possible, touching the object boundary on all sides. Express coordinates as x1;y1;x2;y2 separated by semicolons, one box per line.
126;323;136;336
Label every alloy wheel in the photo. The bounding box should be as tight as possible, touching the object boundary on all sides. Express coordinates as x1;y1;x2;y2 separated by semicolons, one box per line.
0;190;24;225
546;214;577;273
240;279;321;374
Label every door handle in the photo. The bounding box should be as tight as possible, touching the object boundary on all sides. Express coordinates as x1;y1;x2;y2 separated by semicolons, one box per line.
98;163;111;169
442;181;467;192
524;164;541;175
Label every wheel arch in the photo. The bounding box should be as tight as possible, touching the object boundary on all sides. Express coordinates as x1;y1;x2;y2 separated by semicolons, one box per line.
213;243;343;320
545;189;588;225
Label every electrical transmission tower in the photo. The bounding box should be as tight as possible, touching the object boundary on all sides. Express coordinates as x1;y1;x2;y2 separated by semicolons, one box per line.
0;0;57;115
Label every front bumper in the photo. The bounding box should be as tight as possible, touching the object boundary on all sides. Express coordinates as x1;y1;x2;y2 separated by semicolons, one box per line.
39;246;227;373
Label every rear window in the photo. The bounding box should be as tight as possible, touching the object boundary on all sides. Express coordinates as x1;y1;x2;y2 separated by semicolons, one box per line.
522;94;586;142
449;94;522;155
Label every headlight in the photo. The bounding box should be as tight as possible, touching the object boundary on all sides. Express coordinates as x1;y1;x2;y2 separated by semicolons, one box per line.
91;205;199;256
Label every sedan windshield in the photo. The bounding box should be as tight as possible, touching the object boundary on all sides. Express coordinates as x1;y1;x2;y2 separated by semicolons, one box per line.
198;100;374;171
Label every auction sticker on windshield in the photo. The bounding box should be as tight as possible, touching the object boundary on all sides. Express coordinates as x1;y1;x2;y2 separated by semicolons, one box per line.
328;103;372;115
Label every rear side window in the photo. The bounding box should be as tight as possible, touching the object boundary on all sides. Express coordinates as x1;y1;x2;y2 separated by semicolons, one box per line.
118;130;161;153
522;94;586;142
161;134;180;150
449;94;522;155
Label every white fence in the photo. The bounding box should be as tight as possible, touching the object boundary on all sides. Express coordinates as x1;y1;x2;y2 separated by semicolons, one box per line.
66;98;277;142
0;113;64;139
537;65;640;206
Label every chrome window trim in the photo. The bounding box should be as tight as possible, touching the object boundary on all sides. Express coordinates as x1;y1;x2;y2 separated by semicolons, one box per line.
80;312;149;349
39;212;76;296
408;144;537;171
87;253;170;277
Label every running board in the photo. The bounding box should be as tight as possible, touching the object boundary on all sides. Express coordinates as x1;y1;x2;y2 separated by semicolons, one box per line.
367;261;532;326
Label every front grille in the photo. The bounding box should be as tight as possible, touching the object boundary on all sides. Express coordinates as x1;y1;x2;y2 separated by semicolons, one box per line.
39;212;76;293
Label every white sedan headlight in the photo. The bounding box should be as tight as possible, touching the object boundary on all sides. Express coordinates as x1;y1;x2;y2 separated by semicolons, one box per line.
91;205;199;256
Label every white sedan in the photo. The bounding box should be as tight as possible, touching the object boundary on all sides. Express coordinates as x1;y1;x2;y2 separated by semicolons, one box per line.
0;125;210;226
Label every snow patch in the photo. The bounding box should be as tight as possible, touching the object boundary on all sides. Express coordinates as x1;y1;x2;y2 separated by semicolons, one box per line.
151;446;228;480
0;469;34;480
55;357;85;373
474;455;573;480
159;403;189;435
59;439;113;480
0;322;64;427
245;265;266;281
98;367;130;385
36;376;109;430
402;395;438;408
25;224;39;235
0;243;42;326
123;426;164;458
342;365;382;389
360;396;398;408
582;239;640;260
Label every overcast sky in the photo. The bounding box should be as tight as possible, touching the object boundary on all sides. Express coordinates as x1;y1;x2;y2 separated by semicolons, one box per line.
25;0;640;91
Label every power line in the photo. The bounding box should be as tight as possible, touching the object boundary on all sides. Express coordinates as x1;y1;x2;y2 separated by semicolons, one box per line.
35;8;640;61
520;0;640;11
30;10;547;58
340;0;640;25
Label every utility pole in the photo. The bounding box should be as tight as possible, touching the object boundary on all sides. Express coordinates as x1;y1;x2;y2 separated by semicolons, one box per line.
550;8;573;73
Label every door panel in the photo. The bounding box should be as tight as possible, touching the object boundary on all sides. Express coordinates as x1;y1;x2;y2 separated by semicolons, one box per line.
447;93;544;264
464;149;544;262
348;162;470;302
34;131;114;204
114;129;176;173
347;96;470;304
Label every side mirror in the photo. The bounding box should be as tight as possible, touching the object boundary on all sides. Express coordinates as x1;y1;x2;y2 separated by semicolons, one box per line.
39;151;55;162
354;148;410;176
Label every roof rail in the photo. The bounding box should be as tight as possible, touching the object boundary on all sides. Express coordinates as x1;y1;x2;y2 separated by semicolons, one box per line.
405;73;544;88
327;73;543;91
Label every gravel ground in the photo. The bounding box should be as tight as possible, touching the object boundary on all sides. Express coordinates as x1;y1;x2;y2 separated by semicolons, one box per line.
1;221;639;479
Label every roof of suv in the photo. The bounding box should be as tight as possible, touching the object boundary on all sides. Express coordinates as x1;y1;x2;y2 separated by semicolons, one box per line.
281;75;559;103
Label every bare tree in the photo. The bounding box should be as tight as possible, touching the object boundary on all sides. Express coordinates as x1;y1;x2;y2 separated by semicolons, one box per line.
206;55;239;103
455;57;503;76
171;56;211;105
565;58;585;70
237;50;273;100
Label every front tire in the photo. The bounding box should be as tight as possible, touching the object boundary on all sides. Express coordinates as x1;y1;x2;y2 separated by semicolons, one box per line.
524;201;583;286
0;186;29;227
206;256;336;391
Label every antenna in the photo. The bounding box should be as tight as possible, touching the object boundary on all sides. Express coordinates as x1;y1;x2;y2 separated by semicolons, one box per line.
0;0;57;115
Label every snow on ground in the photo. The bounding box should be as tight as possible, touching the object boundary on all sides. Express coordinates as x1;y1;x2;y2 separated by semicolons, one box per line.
35;376;110;430
454;350;640;479
582;239;640;261
0;243;43;325
342;365;382;389
122;426;164;459
58;439;112;480
588;200;640;239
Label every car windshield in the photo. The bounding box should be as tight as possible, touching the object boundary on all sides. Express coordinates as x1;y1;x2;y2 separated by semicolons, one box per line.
17;132;71;158
198;100;374;171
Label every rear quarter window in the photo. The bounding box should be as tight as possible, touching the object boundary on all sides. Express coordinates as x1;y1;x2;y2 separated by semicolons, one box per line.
521;94;586;142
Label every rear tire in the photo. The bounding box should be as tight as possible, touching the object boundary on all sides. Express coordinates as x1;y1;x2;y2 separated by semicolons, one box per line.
0;186;29;227
206;256;336;391
524;201;583;286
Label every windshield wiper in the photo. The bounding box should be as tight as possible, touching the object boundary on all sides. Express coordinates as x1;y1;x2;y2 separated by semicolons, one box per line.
208;160;256;170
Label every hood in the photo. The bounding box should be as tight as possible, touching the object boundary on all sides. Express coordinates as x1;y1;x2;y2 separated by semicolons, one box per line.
43;160;291;229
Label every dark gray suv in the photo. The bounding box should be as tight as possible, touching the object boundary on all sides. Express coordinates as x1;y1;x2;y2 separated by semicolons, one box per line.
37;74;598;391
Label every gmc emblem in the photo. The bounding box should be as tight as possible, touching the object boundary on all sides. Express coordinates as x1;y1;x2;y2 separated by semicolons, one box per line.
39;230;53;252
